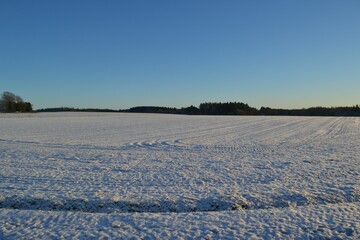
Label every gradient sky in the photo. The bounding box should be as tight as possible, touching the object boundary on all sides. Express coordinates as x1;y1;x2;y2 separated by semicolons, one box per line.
1;0;359;110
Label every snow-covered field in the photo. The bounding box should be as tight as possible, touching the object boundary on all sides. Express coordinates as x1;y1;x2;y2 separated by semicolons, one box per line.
0;112;359;239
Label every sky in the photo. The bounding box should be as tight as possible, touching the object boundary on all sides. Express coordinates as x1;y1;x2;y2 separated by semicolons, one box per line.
1;0;359;110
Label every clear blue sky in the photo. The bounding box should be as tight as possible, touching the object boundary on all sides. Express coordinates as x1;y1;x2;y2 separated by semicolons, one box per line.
1;0;359;110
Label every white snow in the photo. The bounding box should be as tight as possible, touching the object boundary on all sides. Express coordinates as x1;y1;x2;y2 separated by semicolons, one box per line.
0;112;359;239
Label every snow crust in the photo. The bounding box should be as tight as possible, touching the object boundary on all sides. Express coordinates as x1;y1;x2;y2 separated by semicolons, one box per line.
0;112;359;239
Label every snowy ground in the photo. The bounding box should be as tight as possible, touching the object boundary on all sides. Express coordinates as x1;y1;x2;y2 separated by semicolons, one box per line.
0;112;359;239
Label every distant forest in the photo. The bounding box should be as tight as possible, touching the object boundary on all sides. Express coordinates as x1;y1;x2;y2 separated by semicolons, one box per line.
37;102;360;116
3;91;359;116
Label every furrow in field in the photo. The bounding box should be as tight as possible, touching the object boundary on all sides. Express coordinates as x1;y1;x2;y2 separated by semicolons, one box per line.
1;113;359;224
0;190;359;213
272;117;340;145
174;117;302;145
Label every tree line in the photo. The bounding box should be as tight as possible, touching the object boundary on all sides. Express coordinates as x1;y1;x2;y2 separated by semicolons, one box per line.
121;103;360;116
37;107;118;113
9;91;359;116
117;102;258;115
0;91;33;113
198;102;257;115
259;105;360;116
37;103;360;116
38;102;258;115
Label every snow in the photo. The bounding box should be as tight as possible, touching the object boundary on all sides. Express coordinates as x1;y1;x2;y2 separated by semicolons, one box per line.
0;112;359;239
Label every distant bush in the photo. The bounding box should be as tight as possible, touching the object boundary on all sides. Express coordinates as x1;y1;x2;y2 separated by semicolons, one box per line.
0;91;33;113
